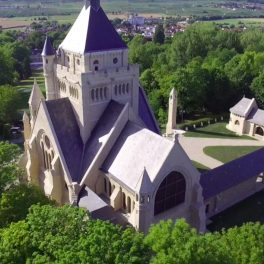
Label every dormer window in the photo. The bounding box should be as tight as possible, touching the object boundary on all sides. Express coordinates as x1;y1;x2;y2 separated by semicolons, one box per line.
113;57;118;64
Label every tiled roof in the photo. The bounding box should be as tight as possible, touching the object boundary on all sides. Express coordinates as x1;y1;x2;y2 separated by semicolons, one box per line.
81;101;125;176
102;121;173;191
200;147;264;200
45;98;83;181
138;87;160;134
247;108;264;126
59;4;127;54
230;97;253;117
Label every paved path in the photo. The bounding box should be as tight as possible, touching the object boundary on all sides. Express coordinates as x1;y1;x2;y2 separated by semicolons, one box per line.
178;135;264;169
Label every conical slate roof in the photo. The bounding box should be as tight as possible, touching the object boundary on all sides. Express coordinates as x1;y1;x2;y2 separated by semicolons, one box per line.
59;2;127;54
42;36;55;56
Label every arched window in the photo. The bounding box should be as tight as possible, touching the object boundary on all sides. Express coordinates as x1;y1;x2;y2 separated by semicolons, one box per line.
104;87;107;99
126;83;129;94
91;89;95;101
127;196;131;213
114;85;117;95
104;178;107;193
96;89;99;100
256;127;264;136
154;171;186;216
119;84;122;94
108;181;112;196
100;87;103;99
122;84;125;94
235;120;240;126
122;192;126;210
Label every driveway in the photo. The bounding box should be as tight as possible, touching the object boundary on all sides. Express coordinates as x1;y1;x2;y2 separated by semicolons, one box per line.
178;135;264;169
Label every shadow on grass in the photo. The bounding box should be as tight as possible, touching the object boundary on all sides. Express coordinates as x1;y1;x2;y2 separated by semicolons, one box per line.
208;189;264;232
187;130;240;138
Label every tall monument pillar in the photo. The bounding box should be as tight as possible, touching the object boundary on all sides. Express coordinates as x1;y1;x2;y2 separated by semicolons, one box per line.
166;88;177;135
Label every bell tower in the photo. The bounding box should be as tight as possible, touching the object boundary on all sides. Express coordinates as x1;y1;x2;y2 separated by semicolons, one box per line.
55;0;139;143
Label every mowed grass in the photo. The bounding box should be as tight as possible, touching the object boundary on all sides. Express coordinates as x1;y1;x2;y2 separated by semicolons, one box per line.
208;189;264;231
203;146;262;163
184;122;254;140
192;160;209;173
16;69;45;111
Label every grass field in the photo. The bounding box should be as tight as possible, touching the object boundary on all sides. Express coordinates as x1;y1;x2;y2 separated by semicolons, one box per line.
184;122;254;140
0;0;264;19
209;17;264;28
208;189;264;231
192;160;209;173
203;146;262;163
16;69;45;111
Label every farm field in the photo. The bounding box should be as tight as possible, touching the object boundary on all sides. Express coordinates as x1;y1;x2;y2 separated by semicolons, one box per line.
0;0;264;19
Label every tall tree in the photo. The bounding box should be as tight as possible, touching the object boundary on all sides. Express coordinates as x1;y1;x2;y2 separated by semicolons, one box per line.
0;142;22;195
153;24;165;44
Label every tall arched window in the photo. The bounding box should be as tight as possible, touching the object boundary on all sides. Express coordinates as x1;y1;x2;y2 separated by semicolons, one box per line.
235;120;240;126
154;171;186;215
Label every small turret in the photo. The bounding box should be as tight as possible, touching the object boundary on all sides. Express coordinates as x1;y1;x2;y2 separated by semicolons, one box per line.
42;36;56;100
28;78;44;126
166;88;177;135
23;112;31;141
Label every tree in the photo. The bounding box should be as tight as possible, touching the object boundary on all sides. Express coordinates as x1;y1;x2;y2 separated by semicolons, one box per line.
0;85;20;124
145;219;264;264
0;205;150;263
153;24;165;44
0;184;54;228
251;72;264;108
0;142;22;194
0;47;15;85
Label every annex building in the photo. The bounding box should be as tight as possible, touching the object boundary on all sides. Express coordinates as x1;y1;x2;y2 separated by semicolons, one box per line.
23;0;264;233
228;97;264;140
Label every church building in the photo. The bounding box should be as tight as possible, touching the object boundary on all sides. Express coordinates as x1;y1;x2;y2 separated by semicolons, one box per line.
23;0;207;233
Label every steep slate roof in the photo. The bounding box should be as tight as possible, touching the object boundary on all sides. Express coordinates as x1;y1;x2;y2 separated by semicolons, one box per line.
42;36;55;56
230;97;254;117
45;98;83;181
247;108;264;126
81;101;125;176
200;147;264;200
102;121;174;191
138;87;160;135
59;3;127;54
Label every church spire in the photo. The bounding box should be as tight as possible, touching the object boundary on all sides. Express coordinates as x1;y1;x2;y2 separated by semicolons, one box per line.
42;36;55;56
85;0;100;10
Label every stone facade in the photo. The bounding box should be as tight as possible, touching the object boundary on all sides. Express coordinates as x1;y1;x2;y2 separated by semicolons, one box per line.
23;0;206;233
228;97;264;140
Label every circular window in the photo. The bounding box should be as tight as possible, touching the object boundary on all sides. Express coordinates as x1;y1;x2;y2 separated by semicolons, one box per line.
113;58;118;64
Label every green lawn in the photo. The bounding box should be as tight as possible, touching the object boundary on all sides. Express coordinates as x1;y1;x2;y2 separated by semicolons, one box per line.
203;146;262;163
208;189;264;232
192;160;209;173
184;122;254;140
16;69;45;112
